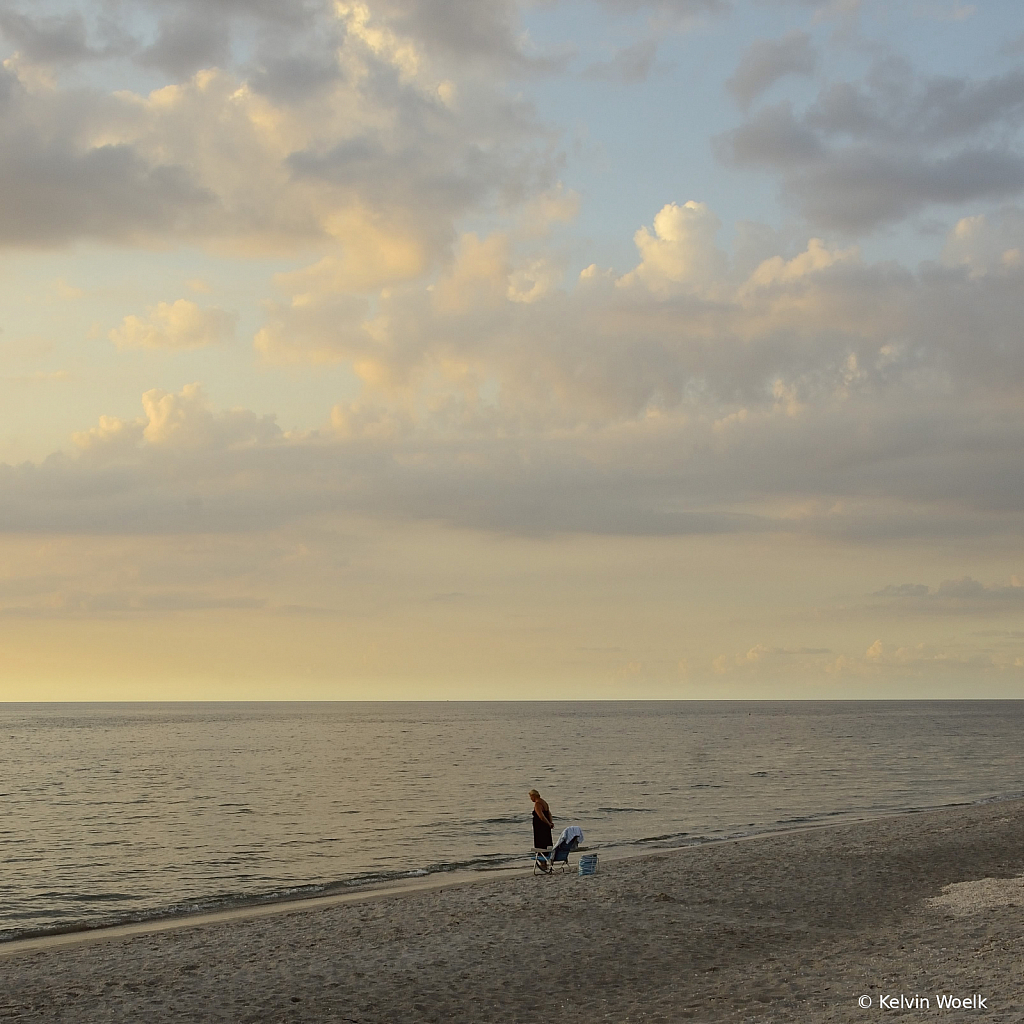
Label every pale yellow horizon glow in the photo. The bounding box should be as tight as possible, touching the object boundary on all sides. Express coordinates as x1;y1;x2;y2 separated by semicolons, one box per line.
2;523;1022;701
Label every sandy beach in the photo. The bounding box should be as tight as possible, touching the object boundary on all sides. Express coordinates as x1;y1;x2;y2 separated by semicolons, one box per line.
3;799;1023;1023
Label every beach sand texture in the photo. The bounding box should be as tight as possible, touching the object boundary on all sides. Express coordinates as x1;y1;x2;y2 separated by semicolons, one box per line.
3;799;1023;1023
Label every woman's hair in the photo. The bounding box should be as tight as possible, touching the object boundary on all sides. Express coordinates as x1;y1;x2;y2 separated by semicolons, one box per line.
529;789;540;799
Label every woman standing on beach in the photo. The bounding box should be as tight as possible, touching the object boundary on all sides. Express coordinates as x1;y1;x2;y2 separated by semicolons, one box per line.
529;789;553;851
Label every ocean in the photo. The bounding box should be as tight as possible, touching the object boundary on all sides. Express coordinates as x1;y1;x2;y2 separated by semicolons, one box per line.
1;700;1021;943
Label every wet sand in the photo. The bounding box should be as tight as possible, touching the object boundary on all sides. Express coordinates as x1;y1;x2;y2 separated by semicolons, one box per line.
3;799;1023;1022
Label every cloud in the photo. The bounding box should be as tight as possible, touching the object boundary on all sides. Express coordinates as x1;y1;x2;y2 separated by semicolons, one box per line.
240;194;1024;540
362;0;571;76
110;300;236;350
256;226;566;367
721;101;824;166
592;0;729;21
72;383;280;456
857;639;1004;673
617;201;727;294
583;39;658;84
873;577;1024;611
134;0;319;22
3;381;1023;543
941;207;1024;276
0;4;558;272
70;412;146;456
519;182;580;237
1;191;1023;542
138;13;232;77
247;50;343;103
873;583;928;599
741;236;857;290
717;63;1024;231
54;278;85;299
253;190;1024;408
1;370;72;384
0;588;266;618
0;68;217;245
726;30;817;110
709;633;1019;683
0;10;93;65
709;643;841;679
253;292;372;366
792;149;1024;232
432;230;510;311
507;255;563;304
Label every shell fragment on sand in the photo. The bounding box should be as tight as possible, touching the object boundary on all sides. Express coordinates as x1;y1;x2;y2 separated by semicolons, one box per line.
925;875;1024;916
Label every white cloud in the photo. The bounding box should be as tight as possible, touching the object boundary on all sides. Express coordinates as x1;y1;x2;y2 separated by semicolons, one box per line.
336;1;423;82
617;201;727;295
72;413;145;455
432;232;511;312
109;299;236;350
73;383;281;456
745;237;856;287
253;292;371;365
519;182;580;237
507;256;562;304
941;207;1024;277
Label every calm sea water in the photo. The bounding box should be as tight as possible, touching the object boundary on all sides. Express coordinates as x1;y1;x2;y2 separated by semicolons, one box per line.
1;700;1021;942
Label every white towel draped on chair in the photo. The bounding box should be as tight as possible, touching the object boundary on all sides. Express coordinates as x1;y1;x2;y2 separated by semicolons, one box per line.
555;825;584;847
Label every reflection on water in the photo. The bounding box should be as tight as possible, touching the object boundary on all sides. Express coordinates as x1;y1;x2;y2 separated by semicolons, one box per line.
0;700;1021;939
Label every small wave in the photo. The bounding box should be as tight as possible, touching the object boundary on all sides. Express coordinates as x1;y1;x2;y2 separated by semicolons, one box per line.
66;893;141;904
595;807;654;813
974;790;1024;806
632;831;691;846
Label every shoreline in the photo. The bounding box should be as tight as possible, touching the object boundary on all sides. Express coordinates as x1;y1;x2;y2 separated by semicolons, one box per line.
2;793;1017;958
4;797;1024;1021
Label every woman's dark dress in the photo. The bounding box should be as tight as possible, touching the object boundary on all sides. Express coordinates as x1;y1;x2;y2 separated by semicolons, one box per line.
532;809;553;849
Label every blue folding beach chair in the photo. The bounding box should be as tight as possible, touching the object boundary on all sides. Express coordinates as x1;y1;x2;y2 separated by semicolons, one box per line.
533;835;582;874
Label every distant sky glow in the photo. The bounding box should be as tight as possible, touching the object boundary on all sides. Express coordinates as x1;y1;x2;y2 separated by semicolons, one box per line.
2;0;1024;699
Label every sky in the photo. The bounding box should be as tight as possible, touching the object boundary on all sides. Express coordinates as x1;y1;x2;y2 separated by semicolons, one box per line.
2;0;1024;700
